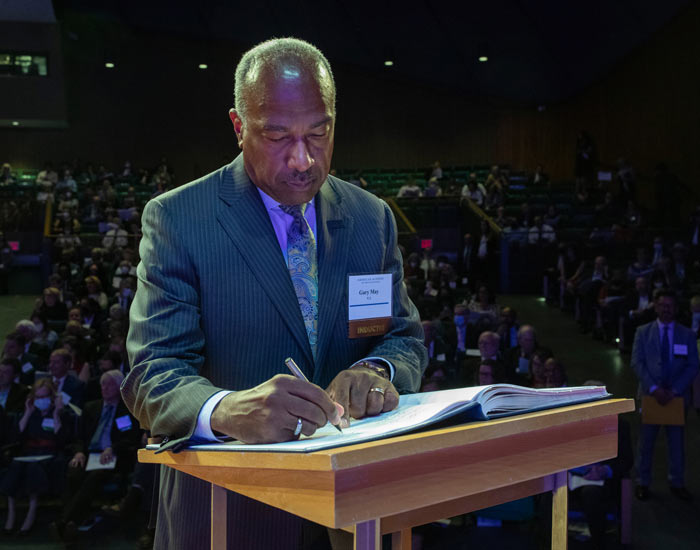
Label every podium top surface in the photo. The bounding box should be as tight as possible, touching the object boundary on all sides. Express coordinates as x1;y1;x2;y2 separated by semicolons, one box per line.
139;398;633;472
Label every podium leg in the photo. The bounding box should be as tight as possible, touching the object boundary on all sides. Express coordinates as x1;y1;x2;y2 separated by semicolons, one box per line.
211;483;227;550
391;528;412;550
551;471;568;550
354;518;381;550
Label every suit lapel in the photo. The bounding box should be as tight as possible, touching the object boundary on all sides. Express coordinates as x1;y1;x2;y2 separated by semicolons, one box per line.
314;180;353;380
216;156;313;365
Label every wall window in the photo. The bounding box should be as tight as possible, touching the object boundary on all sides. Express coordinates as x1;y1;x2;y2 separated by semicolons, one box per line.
0;53;48;76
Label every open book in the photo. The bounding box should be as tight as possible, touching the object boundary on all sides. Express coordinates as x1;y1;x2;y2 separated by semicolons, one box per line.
152;384;610;453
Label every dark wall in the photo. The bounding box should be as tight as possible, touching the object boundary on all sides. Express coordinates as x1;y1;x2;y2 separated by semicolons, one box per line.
0;22;67;126
0;5;698;202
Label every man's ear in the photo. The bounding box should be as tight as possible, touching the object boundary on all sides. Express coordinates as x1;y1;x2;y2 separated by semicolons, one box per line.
229;109;244;148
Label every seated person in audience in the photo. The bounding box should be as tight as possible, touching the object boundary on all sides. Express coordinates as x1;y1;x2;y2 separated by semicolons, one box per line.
650;256;685;296
543;205;560;228
54;225;82;256
467;285;499;330
423;177;442;197
531;164;548;186
113;276;137;312
396;179;422;198
576;256;609;333
528;216;556;245
0;378;74;534
493;205;507;227
0;357;28;415
496;306;520;353
461;331;505;386
422;321;450;371
671;242;693;287
2;332;40;386
82;195;104;225
48;348;85;408
544;358;567;388
476;358;507;386
101;217;129;250
624;199;643;228
462;180;484;207
627;247;653;281
84;352;125;402
54;370;141;542
484;181;503;212
448;303;470;360
111;259;137;293
595;268;628;341
529;348;553;388
568;380;633;550
505;324;539;383
29;311;58;361
619;276;655;352
83;277;109;311
429;161;443;180
689;295;700;337
14;320;46;366
518;202;534;228
38;287;68;322
651;236;666;266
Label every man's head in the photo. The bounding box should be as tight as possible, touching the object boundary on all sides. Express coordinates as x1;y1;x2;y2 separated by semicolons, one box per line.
517;325;537;354
100;369;124;403
478;359;500;386
68;307;81;323
0;357;20;388
15;320;37;342
230;38;336;205
501;306;517;326
478;331;500;359
635;276;649;294
654;288;677;325
594;256;607;272
3;332;24;359
49;348;72;379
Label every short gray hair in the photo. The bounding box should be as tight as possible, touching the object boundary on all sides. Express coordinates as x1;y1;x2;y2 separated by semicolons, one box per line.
234;37;336;124
100;369;124;386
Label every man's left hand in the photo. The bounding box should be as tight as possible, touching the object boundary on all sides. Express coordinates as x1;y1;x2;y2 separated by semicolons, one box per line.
326;365;399;422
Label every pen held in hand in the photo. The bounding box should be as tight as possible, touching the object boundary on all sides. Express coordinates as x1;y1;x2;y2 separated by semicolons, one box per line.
284;357;343;433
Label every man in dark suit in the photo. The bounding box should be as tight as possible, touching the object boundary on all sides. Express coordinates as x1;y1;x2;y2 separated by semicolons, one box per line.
631;289;699;501
48;348;85;409
122;38;427;549
3;332;41;386
0;357;28;415
53;369;141;541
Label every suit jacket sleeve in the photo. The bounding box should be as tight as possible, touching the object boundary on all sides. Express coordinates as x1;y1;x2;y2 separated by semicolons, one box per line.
363;201;427;393
122;198;221;443
671;327;700;397
631;325;654;393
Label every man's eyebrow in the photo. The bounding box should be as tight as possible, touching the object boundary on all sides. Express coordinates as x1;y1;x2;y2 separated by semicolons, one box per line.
262;123;289;132
309;116;332;130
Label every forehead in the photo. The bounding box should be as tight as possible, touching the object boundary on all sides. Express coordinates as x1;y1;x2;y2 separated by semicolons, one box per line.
246;63;333;119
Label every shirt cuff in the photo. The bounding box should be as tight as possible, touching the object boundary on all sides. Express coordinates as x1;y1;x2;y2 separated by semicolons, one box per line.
193;390;233;442
354;357;396;381
603;465;614;479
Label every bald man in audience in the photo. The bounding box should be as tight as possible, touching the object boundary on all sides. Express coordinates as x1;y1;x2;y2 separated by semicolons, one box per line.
505;325;539;384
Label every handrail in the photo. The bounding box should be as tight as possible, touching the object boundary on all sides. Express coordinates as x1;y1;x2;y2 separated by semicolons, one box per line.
459;197;503;237
43;200;52;237
384;197;417;234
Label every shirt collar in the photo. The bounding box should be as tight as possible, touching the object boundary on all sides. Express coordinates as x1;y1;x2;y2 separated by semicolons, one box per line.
657;320;675;330
257;187;314;214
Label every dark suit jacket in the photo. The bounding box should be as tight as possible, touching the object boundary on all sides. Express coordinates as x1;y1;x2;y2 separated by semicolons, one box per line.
123;156;427;549
71;399;141;473
58;375;86;409
631;321;699;404
1;383;28;415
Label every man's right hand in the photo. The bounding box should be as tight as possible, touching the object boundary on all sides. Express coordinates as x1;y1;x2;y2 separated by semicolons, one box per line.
210;374;341;444
69;452;86;469
652;387;673;406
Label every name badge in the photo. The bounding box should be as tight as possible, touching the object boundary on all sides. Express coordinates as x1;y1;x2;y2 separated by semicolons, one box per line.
517;357;530;374
60;391;72;404
22;362;33;374
115;415;132;432
436;353;446;362
41;418;55;431
348;274;392;338
673;344;688;356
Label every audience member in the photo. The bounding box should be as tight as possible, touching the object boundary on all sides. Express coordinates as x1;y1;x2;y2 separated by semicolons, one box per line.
54;370;141;542
632;289;699;502
529;348;553;388
0;378;74;534
505;325;539;383
48;349;85;408
0;357;28;414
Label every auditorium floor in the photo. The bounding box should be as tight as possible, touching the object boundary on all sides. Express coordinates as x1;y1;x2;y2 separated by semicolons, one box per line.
0;294;698;549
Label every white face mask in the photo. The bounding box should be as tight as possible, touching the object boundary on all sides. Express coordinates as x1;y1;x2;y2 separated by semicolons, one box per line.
34;397;52;412
34;322;44;333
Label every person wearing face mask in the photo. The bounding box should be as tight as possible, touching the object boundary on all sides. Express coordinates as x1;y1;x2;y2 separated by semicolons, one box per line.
0;378;74;535
30;311;59;356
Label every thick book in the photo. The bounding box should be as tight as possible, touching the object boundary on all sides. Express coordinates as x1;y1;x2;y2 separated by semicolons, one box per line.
149;384;610;454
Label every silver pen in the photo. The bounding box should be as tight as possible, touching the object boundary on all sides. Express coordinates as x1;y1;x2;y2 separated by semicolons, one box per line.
284;357;343;433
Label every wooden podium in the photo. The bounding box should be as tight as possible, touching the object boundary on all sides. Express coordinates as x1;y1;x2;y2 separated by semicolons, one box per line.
139;398;634;550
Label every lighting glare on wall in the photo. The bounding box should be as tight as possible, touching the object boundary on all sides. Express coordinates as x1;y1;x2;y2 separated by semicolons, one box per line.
105;62;115;69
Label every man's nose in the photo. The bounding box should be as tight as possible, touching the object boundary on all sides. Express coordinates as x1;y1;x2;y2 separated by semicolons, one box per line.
287;139;314;172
